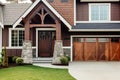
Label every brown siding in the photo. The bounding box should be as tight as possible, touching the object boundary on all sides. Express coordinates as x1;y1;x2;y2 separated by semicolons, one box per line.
49;0;74;26
7;49;22;57
76;3;120;21
111;3;120;21
76;3;89;21
61;23;71;46
2;26;10;46
30;28;36;46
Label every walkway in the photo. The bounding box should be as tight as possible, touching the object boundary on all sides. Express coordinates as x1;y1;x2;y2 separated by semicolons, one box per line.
33;63;68;69
69;62;120;80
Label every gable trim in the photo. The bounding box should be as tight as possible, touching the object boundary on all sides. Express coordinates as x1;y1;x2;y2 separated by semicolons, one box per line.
12;0;72;29
0;22;4;28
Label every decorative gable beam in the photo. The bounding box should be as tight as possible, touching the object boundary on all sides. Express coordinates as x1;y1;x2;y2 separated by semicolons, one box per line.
12;0;72;30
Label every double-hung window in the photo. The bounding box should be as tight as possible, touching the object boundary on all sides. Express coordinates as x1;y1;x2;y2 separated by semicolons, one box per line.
9;28;24;47
89;3;110;21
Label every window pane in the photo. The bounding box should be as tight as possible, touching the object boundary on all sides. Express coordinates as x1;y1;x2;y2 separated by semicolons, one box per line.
19;30;24;46
91;5;99;21
100;5;109;20
90;4;109;21
98;38;108;42
86;38;96;42
11;29;24;47
11;30;18;46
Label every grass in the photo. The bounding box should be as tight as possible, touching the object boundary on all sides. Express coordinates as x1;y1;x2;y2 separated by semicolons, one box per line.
0;65;75;80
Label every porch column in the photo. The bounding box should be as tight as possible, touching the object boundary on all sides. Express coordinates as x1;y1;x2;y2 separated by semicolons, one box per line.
56;20;61;40
25;20;30;40
52;20;63;64
21;20;32;63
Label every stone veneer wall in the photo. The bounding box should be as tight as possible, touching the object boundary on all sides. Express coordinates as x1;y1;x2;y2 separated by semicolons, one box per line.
21;40;33;63
52;40;64;64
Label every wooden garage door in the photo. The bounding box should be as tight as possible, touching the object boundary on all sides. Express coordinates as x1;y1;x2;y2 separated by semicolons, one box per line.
73;38;120;61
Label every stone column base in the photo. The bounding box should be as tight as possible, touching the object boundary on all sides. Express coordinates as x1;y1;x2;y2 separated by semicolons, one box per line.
21;40;33;64
52;40;63;64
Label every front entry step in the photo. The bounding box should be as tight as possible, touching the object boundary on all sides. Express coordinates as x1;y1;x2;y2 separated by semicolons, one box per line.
33;58;52;63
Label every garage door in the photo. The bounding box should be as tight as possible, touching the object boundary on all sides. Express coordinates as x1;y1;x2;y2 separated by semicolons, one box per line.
73;38;120;61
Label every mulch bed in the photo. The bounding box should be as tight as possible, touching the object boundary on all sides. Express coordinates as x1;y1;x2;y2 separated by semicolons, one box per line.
0;63;17;69
0;63;32;69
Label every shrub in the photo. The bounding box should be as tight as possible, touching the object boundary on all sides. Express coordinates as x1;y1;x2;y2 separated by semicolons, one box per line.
16;57;23;65
2;47;8;67
12;56;18;63
66;56;70;61
60;56;69;65
0;57;2;66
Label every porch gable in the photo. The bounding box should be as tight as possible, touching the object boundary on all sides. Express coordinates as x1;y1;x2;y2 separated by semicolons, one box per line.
12;0;72;30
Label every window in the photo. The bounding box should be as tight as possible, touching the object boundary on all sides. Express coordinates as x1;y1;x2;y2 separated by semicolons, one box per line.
48;0;54;3
61;0;68;2
9;29;24;47
111;38;119;42
89;4;110;21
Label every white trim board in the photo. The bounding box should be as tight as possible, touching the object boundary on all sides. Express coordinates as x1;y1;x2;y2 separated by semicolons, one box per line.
13;0;72;30
69;29;120;32
70;35;120;61
0;28;2;52
76;21;120;23
36;28;56;57
74;0;76;26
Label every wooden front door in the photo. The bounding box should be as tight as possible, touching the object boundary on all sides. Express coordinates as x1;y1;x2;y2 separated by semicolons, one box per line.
73;38;120;61
38;31;55;57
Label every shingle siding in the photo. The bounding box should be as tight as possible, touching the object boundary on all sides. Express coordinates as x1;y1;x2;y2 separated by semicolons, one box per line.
3;3;31;25
49;0;74;26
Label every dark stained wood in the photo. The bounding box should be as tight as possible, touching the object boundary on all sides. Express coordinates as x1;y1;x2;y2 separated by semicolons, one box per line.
38;31;55;57
25;20;30;40
30;24;56;28
56;20;61;40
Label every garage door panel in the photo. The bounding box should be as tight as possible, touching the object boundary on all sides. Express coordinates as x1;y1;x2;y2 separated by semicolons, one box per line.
84;43;96;61
73;42;84;61
98;43;109;61
110;43;120;61
73;37;120;61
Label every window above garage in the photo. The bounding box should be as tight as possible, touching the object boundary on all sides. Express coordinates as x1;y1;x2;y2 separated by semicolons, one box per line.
89;3;110;21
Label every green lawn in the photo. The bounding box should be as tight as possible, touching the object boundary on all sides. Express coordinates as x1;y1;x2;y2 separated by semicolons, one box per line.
0;65;75;80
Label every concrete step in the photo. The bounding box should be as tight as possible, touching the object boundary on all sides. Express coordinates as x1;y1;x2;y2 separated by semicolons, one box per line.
33;58;52;63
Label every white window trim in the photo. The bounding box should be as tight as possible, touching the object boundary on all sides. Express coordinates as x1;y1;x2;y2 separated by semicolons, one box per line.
9;28;25;48
89;3;111;22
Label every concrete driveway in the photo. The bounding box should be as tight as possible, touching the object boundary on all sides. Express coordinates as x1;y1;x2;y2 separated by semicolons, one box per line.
69;62;120;80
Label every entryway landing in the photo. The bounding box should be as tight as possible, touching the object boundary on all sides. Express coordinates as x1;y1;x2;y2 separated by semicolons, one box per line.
33;57;52;63
69;62;120;80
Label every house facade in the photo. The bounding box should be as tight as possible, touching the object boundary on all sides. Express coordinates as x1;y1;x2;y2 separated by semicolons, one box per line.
0;0;120;62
